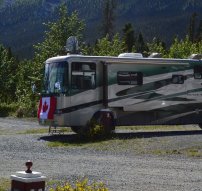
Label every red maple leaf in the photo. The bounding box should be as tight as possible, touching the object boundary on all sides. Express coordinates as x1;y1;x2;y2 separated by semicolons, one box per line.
43;101;49;112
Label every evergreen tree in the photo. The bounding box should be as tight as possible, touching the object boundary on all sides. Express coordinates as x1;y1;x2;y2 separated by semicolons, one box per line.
147;37;167;57
12;3;85;114
101;0;116;40
0;44;17;103
34;4;85;63
92;34;124;56
168;36;201;58
196;20;202;42
188;12;198;42
122;23;135;52
15;60;37;109
33;3;85;88
136;33;148;54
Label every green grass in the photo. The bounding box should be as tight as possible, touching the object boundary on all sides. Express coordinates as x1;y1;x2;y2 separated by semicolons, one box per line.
0;124;199;136
116;125;200;131
47;136;155;155
46;137;178;158
46;129;202;158
0;130;8;135
0;125;72;135
48;141;85;147
1;124;201;158
185;148;202;157
148;147;202;157
18;128;49;134
0;128;49;135
149;149;182;156
0;178;10;191
18;127;72;135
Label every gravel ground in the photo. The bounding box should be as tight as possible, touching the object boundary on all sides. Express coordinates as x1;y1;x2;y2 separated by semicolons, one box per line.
0;117;202;191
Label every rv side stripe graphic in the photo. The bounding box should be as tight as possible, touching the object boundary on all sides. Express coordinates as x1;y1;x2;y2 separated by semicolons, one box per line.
60;100;103;113
57;90;202;115
109;87;202;105
138;87;202;103
116;78;172;96
150;103;202;124
58;87;202;114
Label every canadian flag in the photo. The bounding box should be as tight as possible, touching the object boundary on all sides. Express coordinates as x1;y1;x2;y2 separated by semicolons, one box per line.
37;97;57;120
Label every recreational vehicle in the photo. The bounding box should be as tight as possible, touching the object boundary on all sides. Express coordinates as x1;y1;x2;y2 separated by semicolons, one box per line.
37;53;202;133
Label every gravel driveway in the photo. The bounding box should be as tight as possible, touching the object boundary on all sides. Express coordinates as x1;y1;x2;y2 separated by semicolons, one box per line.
0;117;202;191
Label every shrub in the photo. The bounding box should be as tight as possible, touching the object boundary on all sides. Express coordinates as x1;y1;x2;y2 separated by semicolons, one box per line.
0;103;19;117
49;178;108;191
0;102;37;118
15;105;37;118
16;107;25;118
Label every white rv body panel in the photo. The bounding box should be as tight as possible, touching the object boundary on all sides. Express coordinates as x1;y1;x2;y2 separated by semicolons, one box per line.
39;54;202;127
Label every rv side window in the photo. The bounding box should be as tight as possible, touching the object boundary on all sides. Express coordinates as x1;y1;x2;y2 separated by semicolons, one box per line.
171;75;184;84
117;71;143;85
194;65;202;79
71;62;96;93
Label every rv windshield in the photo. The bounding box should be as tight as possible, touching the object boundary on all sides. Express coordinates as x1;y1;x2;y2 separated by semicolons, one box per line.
44;61;69;94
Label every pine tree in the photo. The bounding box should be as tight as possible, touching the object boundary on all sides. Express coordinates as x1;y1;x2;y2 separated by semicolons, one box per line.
196;20;202;42
168;36;201;58
92;34;124;56
136;33;148;54
34;4;85;64
33;3;85;87
0;44;17;102
188;12;198;42
122;23;135;52
101;0;116;40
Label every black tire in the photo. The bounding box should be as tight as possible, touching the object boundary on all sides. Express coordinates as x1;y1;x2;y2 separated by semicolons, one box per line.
92;111;115;134
70;126;83;134
198;124;202;129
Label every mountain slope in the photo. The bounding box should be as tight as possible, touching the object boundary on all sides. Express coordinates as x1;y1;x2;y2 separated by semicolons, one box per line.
0;0;201;59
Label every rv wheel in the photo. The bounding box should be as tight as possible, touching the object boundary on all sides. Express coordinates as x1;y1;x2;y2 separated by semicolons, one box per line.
92;111;115;134
198;124;202;129
71;126;83;134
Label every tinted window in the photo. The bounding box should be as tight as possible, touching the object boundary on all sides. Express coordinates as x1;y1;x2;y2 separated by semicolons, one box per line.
172;75;184;84
71;62;96;94
117;71;143;85
194;65;202;79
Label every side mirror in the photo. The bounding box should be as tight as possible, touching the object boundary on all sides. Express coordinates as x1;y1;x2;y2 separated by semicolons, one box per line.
31;83;40;96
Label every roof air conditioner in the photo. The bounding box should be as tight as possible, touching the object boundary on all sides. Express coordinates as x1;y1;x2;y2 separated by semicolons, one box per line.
118;53;143;58
189;54;202;60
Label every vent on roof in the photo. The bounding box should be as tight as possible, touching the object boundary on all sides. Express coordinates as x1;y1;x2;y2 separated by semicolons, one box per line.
148;52;162;58
118;53;143;58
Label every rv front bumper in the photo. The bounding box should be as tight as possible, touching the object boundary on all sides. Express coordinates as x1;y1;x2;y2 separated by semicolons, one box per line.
38;113;68;127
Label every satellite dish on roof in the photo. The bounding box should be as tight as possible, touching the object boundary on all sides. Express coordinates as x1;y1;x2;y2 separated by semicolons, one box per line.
65;36;79;54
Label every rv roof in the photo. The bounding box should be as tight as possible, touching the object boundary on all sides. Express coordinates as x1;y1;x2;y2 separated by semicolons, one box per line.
46;54;199;66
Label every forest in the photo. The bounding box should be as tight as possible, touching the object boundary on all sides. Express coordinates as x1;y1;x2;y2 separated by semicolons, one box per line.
0;0;202;58
0;1;202;117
